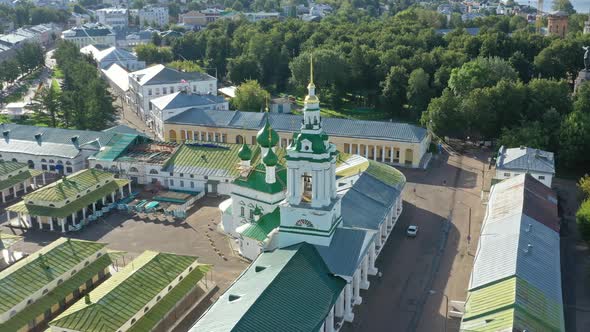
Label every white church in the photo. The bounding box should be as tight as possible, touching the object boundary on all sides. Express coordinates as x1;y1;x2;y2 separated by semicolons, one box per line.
194;60;406;332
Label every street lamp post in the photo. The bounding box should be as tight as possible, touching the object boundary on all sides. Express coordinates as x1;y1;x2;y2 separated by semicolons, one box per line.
429;289;449;332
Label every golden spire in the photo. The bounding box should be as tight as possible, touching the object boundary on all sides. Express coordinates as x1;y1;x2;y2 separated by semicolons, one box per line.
310;54;314;87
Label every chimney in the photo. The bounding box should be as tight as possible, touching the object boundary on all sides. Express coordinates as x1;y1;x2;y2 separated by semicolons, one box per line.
71;135;79;144
84;294;91;304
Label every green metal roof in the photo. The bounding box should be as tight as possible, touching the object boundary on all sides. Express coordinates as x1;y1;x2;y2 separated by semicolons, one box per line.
0;160;28;177
91;133;140;162
237;208;280;241
233;163;287;195
190;243;346;332
0;169;43;191
7;179;129;218
0;238;107;315
127;264;211;332
0;253;115;332
163;142;243;177
461;276;565;332
50;251;204;332
0;232;22;250
365;160;406;189
23;169;118;202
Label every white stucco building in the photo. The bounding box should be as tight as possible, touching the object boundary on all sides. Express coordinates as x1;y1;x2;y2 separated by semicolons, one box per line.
61;23;116;48
138;6;169;28
95;8;128;29
127;64;217;125
149;92;228;140
194;61;406;332
495;145;555;188
80;45;145;71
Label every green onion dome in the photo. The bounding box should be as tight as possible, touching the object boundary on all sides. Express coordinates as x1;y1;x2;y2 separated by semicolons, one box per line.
256;118;279;148
262;147;278;167
238;143;252;161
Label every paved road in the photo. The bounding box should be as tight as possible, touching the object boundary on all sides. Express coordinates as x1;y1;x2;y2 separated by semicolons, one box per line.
342;146;488;332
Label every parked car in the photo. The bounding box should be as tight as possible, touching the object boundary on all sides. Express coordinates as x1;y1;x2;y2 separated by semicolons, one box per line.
406;225;418;237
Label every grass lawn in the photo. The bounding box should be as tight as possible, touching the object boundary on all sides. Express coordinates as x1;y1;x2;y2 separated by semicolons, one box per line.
293;97;393;121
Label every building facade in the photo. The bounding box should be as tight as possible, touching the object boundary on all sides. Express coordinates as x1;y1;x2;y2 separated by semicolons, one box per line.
547;11;569;38
0;238;114;332
95;8;128;29
0;161;45;203
138;6;169;28
165;110;431;169
127;64;217;125
495;145;555;187
150;92;228;140
61;23;116;48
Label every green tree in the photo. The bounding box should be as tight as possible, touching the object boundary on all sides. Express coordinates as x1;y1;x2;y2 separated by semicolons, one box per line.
228;56;262;84
381;66;408;116
574;81;590;113
578;175;590;199
421;89;464;138
509;51;532;82
406;68;433;120
498;122;549;150
552;0;575;14
525;79;572;119
135;44;173;64
560;110;590;169
167;60;204;73
15;42;44;75
448;57;518;96
233;80;270;112
0;60;20;82
152;32;162;46
576;200;590;243
28;85;61;127
534;39;581;81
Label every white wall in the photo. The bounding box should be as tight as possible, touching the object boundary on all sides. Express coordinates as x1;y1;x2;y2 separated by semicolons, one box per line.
495;169;553;188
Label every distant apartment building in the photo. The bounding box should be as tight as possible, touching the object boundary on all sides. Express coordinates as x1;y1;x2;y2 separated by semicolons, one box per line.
61;23;116;48
119;28;158;47
127;64;217;125
244;11;281;22
96;8;128;29
179;10;207;26
138;6;169;28
0;23;60;63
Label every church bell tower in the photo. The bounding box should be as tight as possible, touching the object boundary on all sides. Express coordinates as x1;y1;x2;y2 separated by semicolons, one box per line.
278;55;341;248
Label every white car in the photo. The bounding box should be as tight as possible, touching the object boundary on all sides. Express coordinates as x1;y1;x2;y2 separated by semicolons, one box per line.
406;225;418;237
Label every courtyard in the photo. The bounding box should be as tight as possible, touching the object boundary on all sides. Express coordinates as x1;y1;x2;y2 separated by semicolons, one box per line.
0;195;249;326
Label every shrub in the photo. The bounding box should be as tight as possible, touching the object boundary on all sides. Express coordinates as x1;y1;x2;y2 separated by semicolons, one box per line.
576;199;590;243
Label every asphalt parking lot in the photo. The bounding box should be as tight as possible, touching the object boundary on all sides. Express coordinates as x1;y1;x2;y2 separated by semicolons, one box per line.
342;146;489;332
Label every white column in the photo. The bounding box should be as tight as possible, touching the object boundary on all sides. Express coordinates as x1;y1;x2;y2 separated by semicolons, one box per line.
33;176;37;187
368;242;378;275
205;132;209;141
102;196;106;205
92;202;97;212
1;190;5;203
26;215;32;228
335;291;345;318
344;283;354;322
325;307;334;332
49;217;54;231
60;218;65;233
381;146;385;162
23;179;28;193
364;145;368;158
42;172;46;184
83;207;87;219
38;216;43;229
72;212;77;226
373;146;377;161
5;211;10;224
390;146;394;163
361;256;370;289
347;144;352;154
128;182;132;193
119;187;124;197
353;271;362;305
111;192;115;203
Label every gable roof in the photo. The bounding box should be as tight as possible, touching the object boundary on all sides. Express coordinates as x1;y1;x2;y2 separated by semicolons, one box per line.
462;276;564;332
341;169;403;230
190;243;346;332
150;92;226;111
237;207;281;242
0;238;107;315
167;110;428;143
314;227;375;277
129;64;215;86
496;145;555;174
464;174;564;331
49;251;204;332
23;169;117;202
0;160;27;178
0;123;118;158
162;142;242;178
